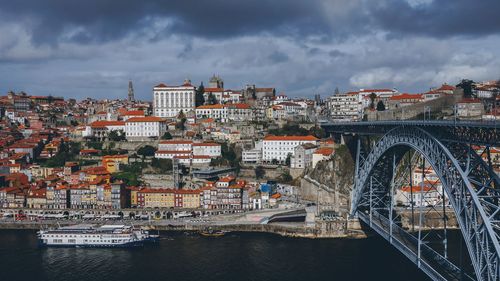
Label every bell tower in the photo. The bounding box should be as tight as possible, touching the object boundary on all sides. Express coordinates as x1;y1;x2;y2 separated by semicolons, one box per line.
128;80;135;102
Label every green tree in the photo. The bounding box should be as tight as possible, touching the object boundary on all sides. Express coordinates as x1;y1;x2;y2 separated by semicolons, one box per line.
44;140;81;167
113;172;141;186
161;132;173;140
151;158;173;173
255;166;266;179
308;126;326;138
176;110;187;131
285;153;292;166
195;82;206;106
137;145;156;159
369;93;377;109
268;123;309;136
108;130;126;141
280;172;293;183
271;159;278;165
376;100;386;111
87;141;103;150
456;79;475;98
207;93;217;105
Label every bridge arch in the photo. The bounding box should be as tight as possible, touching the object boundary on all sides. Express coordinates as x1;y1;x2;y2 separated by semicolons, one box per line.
351;126;500;281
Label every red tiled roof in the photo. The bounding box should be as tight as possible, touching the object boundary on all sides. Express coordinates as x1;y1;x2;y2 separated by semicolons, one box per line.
218;176;235;183
314;147;334;156
401;185;436;193
359;89;394;93
264;135;318;141
159;140;193;145
123;110;145;116
192;142;220;147
389;93;423;101
90;120;125;128
204;88;224;92
174;155;210;159
126;116;165;122
138;188;175;193
196;104;224;109
437;84;455;91
156;150;191;154
227;103;250;109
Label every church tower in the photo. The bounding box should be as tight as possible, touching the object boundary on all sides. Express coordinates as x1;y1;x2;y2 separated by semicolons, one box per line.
128;80;135;102
209;74;224;88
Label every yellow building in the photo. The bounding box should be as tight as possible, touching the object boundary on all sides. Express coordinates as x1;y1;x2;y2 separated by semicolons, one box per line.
129;187;140;208
177;190;201;209
138;189;175;208
102;154;129;173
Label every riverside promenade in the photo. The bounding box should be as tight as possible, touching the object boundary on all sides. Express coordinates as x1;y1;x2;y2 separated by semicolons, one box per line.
0;208;366;239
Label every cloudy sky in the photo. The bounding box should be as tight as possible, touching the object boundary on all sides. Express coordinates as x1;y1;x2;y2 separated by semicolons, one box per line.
0;0;499;101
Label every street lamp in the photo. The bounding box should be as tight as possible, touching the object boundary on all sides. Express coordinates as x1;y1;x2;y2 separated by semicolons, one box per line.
423;106;431;121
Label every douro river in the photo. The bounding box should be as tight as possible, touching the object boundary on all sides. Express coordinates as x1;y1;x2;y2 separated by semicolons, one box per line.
0;230;429;281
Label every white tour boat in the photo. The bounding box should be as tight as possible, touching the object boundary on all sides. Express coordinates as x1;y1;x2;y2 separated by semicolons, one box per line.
37;224;158;248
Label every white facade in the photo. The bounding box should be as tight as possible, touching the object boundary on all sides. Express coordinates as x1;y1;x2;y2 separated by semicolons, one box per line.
125;117;167;140
457;100;483;118
242;149;262;164
262;136;319;163
195;103;252;122
327;92;360;121
158;140;193;151
155;140;221;159
196;104;227;121
153;81;196;118
174;155;211;165
192;143;221;157
358;89;398;108
290;144;316;169
395;186;442;207
242;141;263;164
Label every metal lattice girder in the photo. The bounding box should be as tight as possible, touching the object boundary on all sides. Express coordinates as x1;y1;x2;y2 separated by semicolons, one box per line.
351;126;500;281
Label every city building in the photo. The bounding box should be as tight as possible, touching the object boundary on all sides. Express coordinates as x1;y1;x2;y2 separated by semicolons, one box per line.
457;99;484;119
326;92;360;121
84;120;125;141
155;140;221;159
388;93;423;110
262;135;319;164
102;155;129;173
312;147;335;168
153;80;196;118
125;116;167;141
195;103;252;122
290;143;317;169
358;88;398;108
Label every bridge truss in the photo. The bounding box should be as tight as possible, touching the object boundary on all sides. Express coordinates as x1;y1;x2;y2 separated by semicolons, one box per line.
347;125;500;281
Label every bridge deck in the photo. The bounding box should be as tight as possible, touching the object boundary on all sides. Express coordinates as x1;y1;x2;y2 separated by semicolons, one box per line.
321;120;499;146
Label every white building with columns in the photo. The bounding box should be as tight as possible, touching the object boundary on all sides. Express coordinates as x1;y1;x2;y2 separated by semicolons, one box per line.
153;80;196;118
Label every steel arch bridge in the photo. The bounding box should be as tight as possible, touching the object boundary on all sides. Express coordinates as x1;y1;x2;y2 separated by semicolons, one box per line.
322;121;500;281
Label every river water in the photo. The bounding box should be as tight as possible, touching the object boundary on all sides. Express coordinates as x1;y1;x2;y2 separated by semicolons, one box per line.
0;230;431;281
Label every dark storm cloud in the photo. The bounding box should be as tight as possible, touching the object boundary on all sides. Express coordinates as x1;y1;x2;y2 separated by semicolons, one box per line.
1;0;499;45
370;0;500;38
0;0;330;45
1;0;500;100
